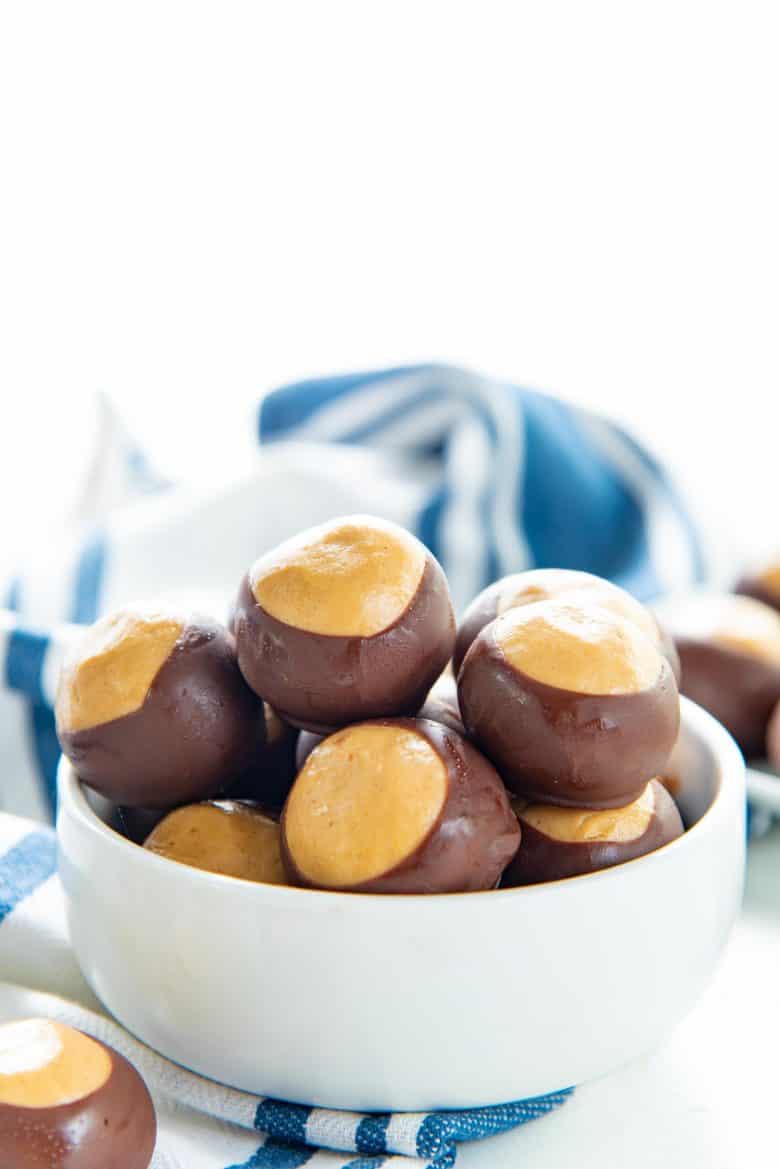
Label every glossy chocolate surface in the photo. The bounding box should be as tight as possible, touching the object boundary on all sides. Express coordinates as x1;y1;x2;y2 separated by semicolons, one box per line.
113;805;167;845
453;579;506;674
295;729;324;771
674;637;780;757
282;718;519;893
234;556;455;732
78;791;167;847
58;619;263;808
0;1033;156;1169
458;624;679;807
417;673;466;736
503;779;683;885
223;704;299;812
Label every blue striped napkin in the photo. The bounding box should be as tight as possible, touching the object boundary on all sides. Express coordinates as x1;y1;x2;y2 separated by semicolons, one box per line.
0;812;572;1168
0;363;703;820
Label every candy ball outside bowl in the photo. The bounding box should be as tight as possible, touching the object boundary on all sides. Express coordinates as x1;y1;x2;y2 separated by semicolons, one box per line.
57;697;744;1112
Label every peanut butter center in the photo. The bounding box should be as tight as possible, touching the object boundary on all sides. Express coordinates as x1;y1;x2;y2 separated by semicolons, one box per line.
497;569;659;644
284;724;447;887
55;608;184;733
520;781;655;843
659;593;780;666
0;1020;111;1108
495;601;663;695
250;517;426;637
145;801;286;884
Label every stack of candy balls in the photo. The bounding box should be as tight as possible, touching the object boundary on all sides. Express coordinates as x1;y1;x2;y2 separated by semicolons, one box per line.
54;515;687;893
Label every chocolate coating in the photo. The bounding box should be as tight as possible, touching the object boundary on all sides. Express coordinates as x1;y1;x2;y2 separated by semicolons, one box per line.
767;701;780;769
458;619;680;807
234;556;455;733
78;790;167;846
503;779;684;885
113;805;167;844
223;704;299;812
656;592;780;757
0;1026;156;1169
453;577;510;675
58;618;263;808
735;569;780;616
417;673;466;736
292;679;466;772
282;718;520;894
295;729;324;771
674;637;780;757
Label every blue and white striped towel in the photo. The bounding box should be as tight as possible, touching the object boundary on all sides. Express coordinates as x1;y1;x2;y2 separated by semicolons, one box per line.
0;363;704;822
0;811;572;1168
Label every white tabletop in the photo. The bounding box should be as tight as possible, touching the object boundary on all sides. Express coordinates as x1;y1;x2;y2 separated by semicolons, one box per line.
462;825;780;1168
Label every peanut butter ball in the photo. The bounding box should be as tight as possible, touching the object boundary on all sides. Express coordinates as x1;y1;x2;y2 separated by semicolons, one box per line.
658;591;780;756
233;516;455;732
458;600;680;807
454;568;679;680
56;606;263;807
144;800;286;884
503;779;684;885
282;719;519;894
0;1018;156;1168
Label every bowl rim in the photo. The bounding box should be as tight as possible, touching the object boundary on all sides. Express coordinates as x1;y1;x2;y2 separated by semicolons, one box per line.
56;697;745;909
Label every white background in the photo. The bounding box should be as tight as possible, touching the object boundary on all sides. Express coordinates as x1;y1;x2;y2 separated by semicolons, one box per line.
2;9;779;1166
1;1;778;577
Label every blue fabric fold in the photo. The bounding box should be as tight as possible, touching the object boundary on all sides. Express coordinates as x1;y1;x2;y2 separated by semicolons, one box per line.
259;363;703;603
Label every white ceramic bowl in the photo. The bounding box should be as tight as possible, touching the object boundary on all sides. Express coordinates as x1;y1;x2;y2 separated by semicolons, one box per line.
57;697;745;1112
